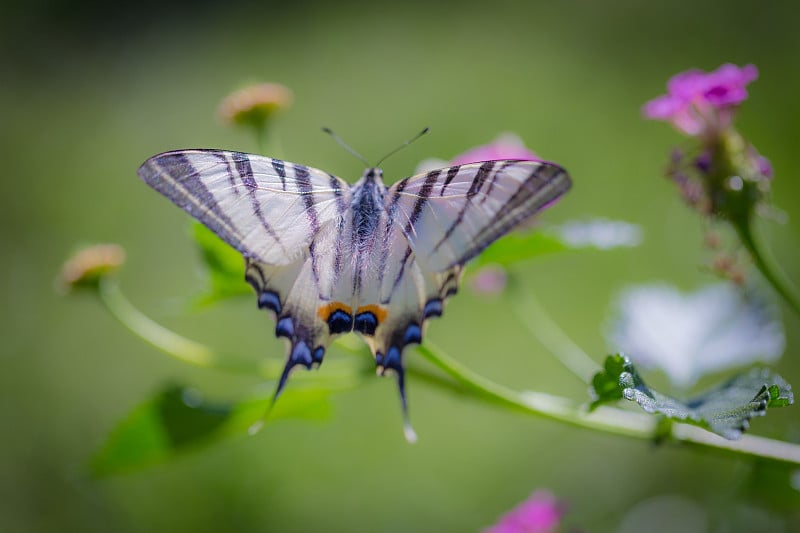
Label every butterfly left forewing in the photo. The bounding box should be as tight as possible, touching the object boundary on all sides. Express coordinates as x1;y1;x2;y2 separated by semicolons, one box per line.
141;149;354;400
138;149;350;266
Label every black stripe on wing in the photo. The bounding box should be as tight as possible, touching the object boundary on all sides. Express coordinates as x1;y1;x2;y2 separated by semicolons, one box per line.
387;159;572;272
431;161;497;253
234;153;287;253
139;152;247;252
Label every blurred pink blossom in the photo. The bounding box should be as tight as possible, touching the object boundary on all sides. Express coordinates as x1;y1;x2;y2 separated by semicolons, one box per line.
470;265;508;295
485;490;564;533
643;63;758;137
451;133;540;165
750;147;774;179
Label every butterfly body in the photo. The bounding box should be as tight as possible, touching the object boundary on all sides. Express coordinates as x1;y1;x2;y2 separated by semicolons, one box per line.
139;149;571;438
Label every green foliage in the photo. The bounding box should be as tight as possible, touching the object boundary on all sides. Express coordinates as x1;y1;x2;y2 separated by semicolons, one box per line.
474;231;568;268
474;218;641;269
590;354;632;408
192;223;251;306
591;355;794;440
91;383;336;476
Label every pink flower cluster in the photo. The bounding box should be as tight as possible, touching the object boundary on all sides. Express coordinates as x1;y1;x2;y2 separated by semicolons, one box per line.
451;133;540;165
643;63;758;137
449;133;541;296
485;490;564;533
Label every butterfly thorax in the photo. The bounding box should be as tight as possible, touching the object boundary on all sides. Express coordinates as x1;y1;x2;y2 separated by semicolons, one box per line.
350;167;387;253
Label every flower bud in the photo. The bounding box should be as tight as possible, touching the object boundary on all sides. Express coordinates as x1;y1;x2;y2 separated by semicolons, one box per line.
218;83;293;131
59;244;126;291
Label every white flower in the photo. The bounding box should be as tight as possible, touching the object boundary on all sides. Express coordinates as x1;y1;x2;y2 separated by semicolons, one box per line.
414;158;449;174
608;283;784;388
556;218;643;250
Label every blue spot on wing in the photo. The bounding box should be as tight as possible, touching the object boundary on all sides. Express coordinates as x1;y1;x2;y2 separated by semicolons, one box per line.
258;291;281;314
403;323;421;345
354;311;378;335
291;341;312;367
383;346;401;370
328;309;353;334
423;299;443;318
276;317;294;338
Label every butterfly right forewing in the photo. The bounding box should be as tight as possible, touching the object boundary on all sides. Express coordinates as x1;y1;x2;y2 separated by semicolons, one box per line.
362;160;571;401
388;160;571;272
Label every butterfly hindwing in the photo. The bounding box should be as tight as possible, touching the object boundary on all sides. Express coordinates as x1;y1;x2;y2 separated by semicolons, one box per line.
138;149;351;265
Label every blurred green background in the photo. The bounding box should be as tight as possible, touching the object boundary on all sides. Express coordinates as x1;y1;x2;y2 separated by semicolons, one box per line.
2;1;799;531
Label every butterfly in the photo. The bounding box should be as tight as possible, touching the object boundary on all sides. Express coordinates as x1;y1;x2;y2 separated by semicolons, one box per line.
138;148;571;440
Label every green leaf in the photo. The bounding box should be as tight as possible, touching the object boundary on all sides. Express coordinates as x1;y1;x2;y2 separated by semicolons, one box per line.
589;354;631;408
191;223;251;305
91;383;337;476
473;218;641;269
474;232;568;268
590;355;794;440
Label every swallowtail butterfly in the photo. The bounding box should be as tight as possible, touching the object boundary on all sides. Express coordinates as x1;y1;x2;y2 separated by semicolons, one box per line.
138;147;571;440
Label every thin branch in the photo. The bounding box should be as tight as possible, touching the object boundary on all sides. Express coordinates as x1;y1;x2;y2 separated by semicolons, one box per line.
508;282;601;383
735;219;800;315
415;343;800;466
99;278;278;377
96;278;800;466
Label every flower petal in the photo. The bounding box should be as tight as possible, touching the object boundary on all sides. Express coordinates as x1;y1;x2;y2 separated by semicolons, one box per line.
451;133;540;165
485;491;564;533
608;283;784;388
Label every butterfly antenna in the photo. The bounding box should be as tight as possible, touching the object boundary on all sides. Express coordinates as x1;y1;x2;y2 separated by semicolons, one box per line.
322;127;370;167
375;127;430;168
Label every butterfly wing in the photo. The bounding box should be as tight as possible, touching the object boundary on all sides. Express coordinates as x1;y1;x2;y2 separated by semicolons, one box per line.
138;149;350;266
387;160;572;272
139;149;353;398
367;160;571;434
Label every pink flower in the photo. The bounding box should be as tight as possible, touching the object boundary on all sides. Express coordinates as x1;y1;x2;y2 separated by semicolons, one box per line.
451;133;540;165
485;491;564;533
470;265;508;295
749;147;774;179
643;63;758;137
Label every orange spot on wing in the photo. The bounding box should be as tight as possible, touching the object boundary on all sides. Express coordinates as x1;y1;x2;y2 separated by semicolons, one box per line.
317;301;353;321
356;304;388;324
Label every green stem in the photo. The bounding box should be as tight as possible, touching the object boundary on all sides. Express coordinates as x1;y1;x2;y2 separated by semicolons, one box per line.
98;278;276;376
98;278;369;381
734;219;800;315
508;286;601;383
253;125;267;156
415;343;800;466
253;124;284;158
98;277;800;466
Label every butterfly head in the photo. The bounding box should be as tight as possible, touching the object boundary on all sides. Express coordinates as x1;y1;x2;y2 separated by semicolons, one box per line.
363;167;384;184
